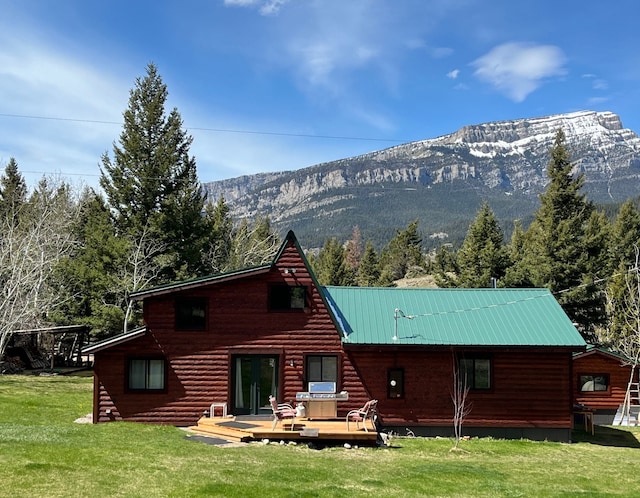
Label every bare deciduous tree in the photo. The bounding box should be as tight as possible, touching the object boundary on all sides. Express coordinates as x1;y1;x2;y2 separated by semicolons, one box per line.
604;246;640;363
0;179;79;360
121;223;166;332
451;354;472;451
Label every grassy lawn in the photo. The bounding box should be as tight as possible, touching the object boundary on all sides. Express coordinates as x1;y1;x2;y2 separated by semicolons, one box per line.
1;374;639;497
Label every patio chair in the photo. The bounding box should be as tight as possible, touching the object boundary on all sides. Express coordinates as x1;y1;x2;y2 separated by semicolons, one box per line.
269;395;297;430
346;399;378;432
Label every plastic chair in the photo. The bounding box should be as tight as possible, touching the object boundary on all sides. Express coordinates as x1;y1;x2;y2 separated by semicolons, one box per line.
346;399;378;432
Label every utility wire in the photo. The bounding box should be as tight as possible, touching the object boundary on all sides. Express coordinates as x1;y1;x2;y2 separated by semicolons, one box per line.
0;112;405;143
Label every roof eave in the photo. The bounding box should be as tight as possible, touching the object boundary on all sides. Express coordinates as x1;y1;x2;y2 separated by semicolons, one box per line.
82;326;147;354
129;264;272;301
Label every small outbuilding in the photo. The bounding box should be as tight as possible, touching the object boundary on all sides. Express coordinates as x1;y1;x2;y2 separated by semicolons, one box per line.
573;345;635;425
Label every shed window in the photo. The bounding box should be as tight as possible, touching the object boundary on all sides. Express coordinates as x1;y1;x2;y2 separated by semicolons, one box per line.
579;374;609;392
128;358;166;391
176;298;207;330
459;357;491;390
388;368;404;399
269;284;306;310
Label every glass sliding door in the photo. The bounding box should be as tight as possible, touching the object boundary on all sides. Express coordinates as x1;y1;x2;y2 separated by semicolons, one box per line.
232;355;278;415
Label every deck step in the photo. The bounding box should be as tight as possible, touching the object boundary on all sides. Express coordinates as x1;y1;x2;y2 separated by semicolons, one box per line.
187;424;248;442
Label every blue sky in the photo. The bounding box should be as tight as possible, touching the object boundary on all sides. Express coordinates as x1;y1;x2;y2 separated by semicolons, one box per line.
1;0;639;189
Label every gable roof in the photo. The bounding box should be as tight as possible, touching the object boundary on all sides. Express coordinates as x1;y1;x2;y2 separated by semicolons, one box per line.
128;231;308;301
573;344;635;364
82;327;147;354
323;286;586;348
129;264;272;300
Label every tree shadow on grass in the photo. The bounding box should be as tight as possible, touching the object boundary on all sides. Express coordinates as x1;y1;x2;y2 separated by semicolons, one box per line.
572;426;640;448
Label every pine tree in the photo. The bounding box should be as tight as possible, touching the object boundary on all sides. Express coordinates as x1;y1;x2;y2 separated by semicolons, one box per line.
454;202;510;288
379;220;425;281
313;237;350;286
504;129;602;336
99;63;208;283
0;158;28;225
202;196;234;273
356;241;381;287
609;200;640;270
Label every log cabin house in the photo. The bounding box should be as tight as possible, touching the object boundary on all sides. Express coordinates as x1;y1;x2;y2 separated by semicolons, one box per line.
84;231;586;442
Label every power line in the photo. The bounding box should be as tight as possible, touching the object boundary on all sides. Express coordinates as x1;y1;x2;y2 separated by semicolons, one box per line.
0;112;406;143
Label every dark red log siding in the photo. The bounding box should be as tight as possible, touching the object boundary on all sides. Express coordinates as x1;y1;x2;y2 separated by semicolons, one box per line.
93;242;369;425
573;353;631;410
347;349;574;429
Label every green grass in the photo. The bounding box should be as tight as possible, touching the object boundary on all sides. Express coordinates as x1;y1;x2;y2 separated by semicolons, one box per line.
1;374;639;497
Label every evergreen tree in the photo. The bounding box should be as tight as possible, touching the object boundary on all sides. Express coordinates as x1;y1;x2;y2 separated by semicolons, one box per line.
609;200;640;270
356;241;381;287
99;63;208;283
433;244;458;274
503;129;602;336
0;158;28;225
507;220;526;263
379;220;425;281
313;237;350;286
203;196;234;273
453;202;511;288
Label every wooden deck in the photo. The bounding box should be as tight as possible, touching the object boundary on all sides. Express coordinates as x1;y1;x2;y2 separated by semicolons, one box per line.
188;415;379;445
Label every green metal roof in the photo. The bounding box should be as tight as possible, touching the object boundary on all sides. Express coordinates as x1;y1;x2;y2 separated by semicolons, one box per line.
323;286;586;347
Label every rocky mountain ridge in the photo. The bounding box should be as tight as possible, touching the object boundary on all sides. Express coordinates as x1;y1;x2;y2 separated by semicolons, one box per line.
203;111;640;249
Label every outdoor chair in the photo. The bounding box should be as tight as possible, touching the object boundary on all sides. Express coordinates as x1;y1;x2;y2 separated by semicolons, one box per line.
269;395;297;430
346;399;378;432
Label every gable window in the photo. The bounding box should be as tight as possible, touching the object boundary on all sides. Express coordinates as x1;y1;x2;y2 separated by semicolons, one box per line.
388;368;404;399
176;297;207;330
306;355;338;384
579;374;609;392
269;284;307;310
459;357;491;390
128;358;166;391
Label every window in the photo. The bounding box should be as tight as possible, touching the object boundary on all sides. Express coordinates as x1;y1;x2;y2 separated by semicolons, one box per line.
388;368;404;399
579;374;609;392
175;298;207;330
459;357;491;390
269;284;307;310
306;355;338;383
128;358;166;391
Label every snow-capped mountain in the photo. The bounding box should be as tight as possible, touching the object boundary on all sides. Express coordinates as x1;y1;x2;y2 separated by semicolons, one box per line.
203;111;640;248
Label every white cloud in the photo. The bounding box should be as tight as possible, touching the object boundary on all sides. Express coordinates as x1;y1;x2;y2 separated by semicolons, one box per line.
447;69;460;79
471;42;567;102
223;0;289;15
592;79;608;91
